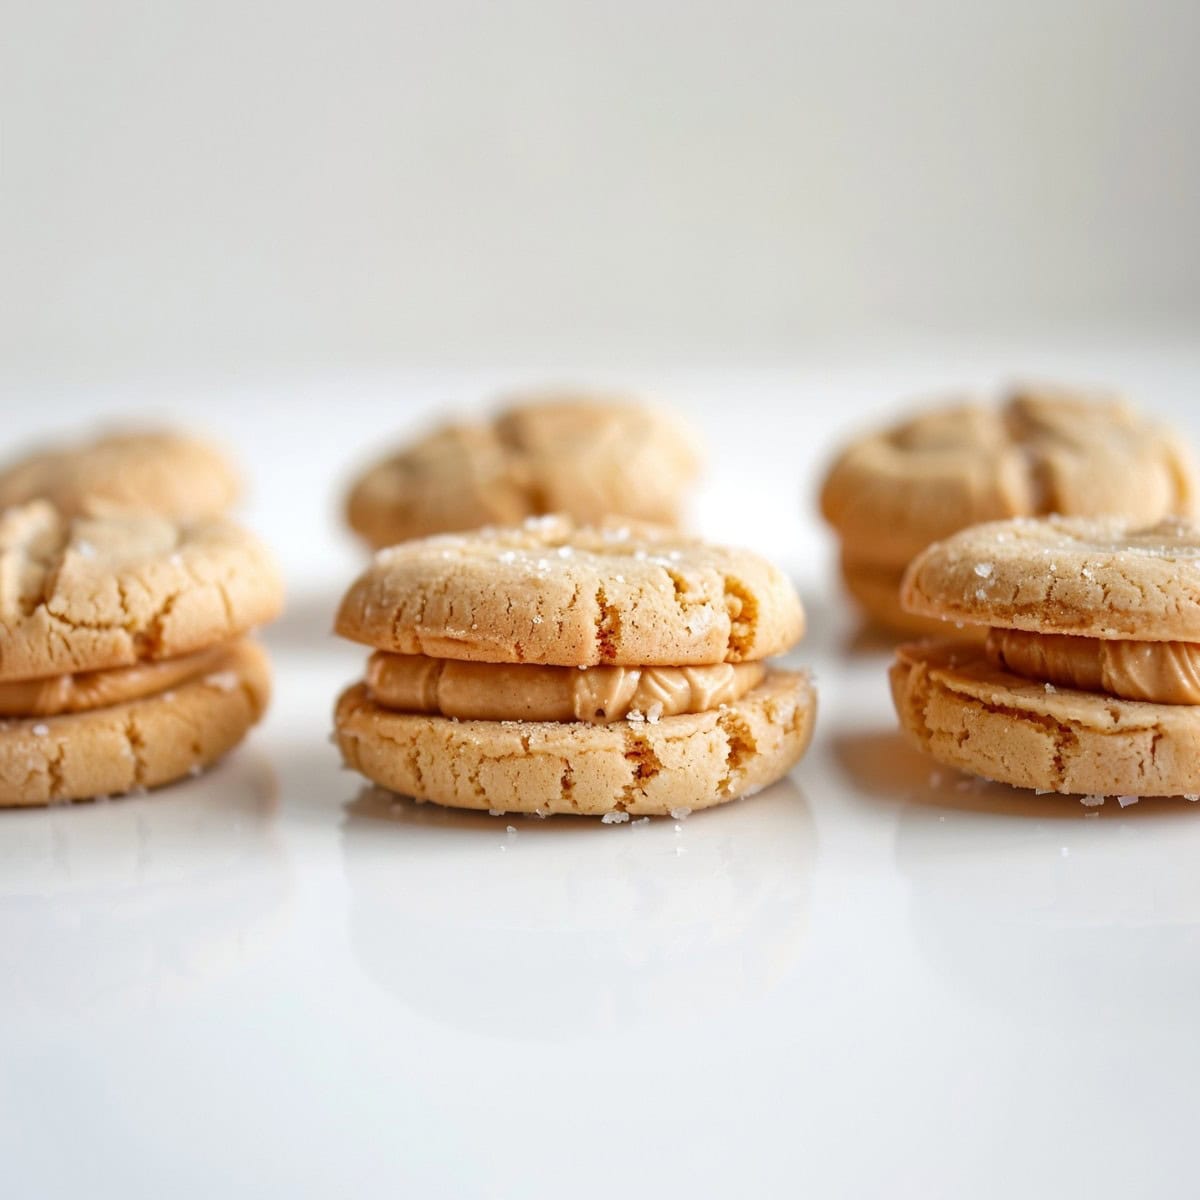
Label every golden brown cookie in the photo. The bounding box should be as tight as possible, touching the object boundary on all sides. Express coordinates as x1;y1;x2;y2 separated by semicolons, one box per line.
0;430;240;521
902;515;1200;640
0;639;271;807
0;501;283;680
336;516;803;667
336;669;815;817
891;642;1200;798
891;515;1200;797
333;517;814;816
345;392;702;549
820;386;1196;634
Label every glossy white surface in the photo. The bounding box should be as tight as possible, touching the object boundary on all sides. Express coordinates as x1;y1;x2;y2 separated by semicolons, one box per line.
3;351;1200;1198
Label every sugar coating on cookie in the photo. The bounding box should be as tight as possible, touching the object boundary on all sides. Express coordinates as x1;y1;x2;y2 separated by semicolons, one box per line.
820;386;1196;634
334;516;814;816
0;501;283;680
345;393;703;548
336;515;803;666
892;515;1200;797
0;429;240;521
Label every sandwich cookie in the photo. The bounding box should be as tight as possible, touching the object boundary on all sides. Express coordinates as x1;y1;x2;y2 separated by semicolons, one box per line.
345;391;702;549
0;429;240;521
0;501;282;806
891;516;1200;797
820;386;1196;635
334;516;815;816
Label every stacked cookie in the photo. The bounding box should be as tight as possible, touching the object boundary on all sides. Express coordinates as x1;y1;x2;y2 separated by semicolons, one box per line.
333;517;815;816
0;501;281;806
820;387;1196;635
0;429;240;521
345;391;702;548
891;516;1200;798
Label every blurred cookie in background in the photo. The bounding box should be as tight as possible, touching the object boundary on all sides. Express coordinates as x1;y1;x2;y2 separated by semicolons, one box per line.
0;429;241;521
819;385;1196;637
344;390;703;550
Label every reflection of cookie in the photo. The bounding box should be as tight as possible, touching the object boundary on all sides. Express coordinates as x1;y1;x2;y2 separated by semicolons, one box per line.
892;516;1200;797
821;387;1196;635
0;430;240;520
334;517;815;816
345;393;702;549
0;502;282;805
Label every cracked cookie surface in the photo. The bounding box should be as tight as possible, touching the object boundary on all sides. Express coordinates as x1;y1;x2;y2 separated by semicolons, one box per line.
345;393;702;548
902;515;1200;640
0;429;240;521
335;668;816;815
336;515;803;666
0;501;284;680
890;642;1200;797
0;638;271;807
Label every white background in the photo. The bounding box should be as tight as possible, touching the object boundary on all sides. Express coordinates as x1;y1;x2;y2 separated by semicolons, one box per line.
3;0;1199;377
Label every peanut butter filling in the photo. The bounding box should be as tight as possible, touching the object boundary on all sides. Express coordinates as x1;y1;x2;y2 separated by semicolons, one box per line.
0;645;232;717
986;628;1200;705
366;652;766;723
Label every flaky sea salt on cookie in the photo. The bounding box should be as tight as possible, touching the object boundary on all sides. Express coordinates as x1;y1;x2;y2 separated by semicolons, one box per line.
0;429;240;521
819;385;1196;636
333;516;815;817
891;515;1200;798
0;501;282;806
344;391;703;549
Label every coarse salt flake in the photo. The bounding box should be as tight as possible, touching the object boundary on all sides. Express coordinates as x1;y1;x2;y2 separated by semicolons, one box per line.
204;671;239;692
31;723;49;736
973;562;994;579
601;811;630;824
1080;794;1105;807
669;806;692;820
1116;794;1138;808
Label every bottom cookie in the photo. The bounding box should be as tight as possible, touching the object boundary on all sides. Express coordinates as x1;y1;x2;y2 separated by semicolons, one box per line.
0;639;272;807
891;641;1200;797
335;668;816;816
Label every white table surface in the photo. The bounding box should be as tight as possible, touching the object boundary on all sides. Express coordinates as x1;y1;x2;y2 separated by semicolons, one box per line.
3;344;1200;1199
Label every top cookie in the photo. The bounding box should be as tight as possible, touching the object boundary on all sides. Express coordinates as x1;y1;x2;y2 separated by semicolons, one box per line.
901;515;1200;641
0;501;284;680
345;392;703;549
820;387;1196;567
0;429;241;521
335;515;803;666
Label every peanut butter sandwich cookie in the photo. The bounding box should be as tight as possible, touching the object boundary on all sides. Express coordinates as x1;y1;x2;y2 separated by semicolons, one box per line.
0;501;282;806
0;429;240;521
345;391;702;549
891;515;1200;798
820;386;1196;636
334;516;815;817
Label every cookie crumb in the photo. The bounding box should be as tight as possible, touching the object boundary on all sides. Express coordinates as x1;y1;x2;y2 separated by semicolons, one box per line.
204;671;239;692
601;811;630;824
